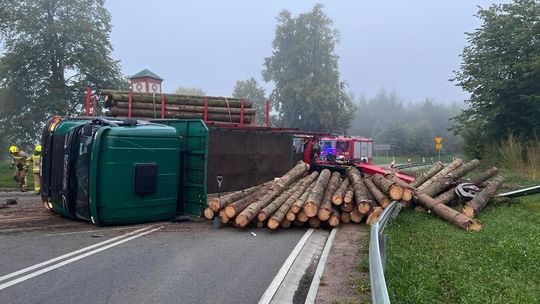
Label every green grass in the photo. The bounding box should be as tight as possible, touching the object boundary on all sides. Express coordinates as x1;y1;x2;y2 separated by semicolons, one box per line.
382;185;540;303
0;161;34;189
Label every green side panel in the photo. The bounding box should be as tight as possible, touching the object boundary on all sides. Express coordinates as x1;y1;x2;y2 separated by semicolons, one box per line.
94;125;180;225
151;119;208;215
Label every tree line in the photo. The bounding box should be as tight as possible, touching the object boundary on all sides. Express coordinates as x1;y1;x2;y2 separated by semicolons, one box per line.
349;90;462;156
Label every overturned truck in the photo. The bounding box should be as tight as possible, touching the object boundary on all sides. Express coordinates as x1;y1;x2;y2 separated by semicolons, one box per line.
40;116;295;225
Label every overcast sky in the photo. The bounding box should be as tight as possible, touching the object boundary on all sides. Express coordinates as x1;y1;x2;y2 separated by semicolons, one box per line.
105;0;508;103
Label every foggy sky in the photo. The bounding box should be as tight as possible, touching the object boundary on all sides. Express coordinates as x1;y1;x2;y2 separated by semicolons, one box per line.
105;0;509;103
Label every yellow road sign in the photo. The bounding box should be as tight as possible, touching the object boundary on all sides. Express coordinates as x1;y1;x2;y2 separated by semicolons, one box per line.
435;143;443;150
435;136;443;144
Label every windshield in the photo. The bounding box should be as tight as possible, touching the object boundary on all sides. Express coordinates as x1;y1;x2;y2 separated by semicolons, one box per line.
74;127;95;220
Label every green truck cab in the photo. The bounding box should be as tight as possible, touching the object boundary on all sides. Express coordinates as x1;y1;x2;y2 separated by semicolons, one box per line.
40;116;207;225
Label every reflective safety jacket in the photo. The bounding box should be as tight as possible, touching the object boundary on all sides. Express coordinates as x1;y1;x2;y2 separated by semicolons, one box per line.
32;154;41;174
11;152;29;171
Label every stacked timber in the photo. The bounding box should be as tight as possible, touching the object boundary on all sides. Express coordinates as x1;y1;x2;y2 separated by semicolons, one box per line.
101;89;255;124
205;159;506;232
205;164;413;230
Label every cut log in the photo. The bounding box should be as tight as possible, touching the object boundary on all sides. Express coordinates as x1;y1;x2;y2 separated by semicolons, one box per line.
363;178;390;209
421;159;480;197
350;208;365;223
208;182;268;212
308;217;321;228
235;161;309;227
462;175;505;218
203;207;214;220
328;207;341;227
267;172;320;229
384;174;413;201
256;220;265;229
345;167;373;211
340;212;351;223
259;179;302;222
102;90;253;108
303;169;332;217
281;219;292;229
366;207;384;225
409;162;444;188
332;177;350;205
340;202;354;212
297;211;309;223
344;187;354;204
372;174;403;200
415;191;482;231
109;107;253;124
286;211;296;222
318;172;342;221
115;101;256;115
219;210;229;224
471;167;499;185
416;158;463;192
224;186;270;218
291;180;317;214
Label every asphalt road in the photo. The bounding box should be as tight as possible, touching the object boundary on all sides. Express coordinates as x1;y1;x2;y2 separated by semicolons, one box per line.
0;224;307;304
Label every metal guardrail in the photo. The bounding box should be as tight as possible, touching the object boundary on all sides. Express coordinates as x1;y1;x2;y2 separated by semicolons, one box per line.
369;201;402;304
497;185;540;198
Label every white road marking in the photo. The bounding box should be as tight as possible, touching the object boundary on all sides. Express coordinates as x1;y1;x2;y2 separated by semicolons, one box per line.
304;227;337;304
0;225;154;284
258;228;314;304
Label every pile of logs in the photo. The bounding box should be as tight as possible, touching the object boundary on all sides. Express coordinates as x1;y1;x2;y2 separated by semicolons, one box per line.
101;90;255;124
203;161;425;230
406;158;505;231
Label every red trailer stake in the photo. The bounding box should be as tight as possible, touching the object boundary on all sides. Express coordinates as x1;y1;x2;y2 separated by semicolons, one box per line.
85;86;91;116
128;90;132;118
161;94;165;119
203;96;209;121
240;99;244;127
265;100;270;128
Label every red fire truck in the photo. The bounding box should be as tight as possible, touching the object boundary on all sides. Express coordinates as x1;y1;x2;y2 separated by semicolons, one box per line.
296;135;414;183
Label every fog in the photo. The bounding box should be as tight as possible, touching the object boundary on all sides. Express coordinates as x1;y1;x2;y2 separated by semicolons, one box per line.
105;0;509;103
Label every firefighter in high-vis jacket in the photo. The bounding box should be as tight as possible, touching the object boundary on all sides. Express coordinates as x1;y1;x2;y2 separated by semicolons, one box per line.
9;145;29;192
29;145;42;194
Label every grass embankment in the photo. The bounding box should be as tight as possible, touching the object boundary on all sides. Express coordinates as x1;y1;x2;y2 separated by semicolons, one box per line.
0;161;35;189
381;170;540;303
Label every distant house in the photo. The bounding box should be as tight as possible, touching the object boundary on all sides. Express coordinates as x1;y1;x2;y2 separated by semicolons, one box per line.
130;69;163;94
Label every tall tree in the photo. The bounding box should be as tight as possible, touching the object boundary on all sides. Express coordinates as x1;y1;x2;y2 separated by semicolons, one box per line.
175;86;206;96
452;0;540;158
262;4;355;133
232;77;267;126
0;0;125;150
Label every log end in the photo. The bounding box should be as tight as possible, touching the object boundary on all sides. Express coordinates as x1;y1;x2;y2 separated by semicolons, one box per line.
208;199;219;212
257;212;267;222
462;206;476;219
286;212;296;222
332;195;343;205
281;220;292;229
224;205;236;218
267;218;280;230
357;201;371;214
203;208;214;220
303;202;318;218
234;214;248;228
328;216;340;227
318;209;331;221
389;185;404;201
468;222;482;232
